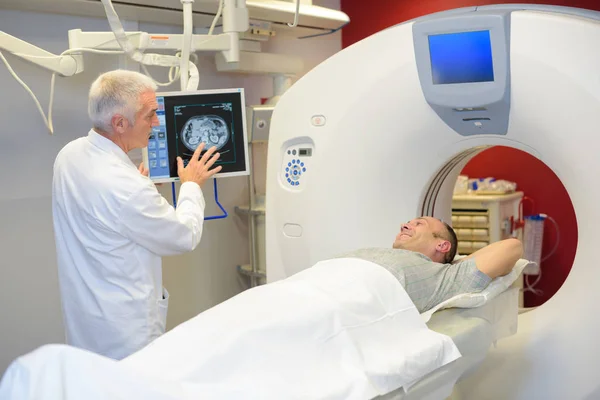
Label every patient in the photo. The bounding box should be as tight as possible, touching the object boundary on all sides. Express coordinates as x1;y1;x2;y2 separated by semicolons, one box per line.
335;217;523;313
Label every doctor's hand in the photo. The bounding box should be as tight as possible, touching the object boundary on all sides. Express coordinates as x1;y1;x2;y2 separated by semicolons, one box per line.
138;162;149;177
177;143;222;187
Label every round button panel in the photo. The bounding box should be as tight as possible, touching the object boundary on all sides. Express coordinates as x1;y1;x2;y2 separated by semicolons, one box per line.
283;152;308;188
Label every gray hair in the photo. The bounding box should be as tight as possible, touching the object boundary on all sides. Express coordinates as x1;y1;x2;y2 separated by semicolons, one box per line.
88;69;157;133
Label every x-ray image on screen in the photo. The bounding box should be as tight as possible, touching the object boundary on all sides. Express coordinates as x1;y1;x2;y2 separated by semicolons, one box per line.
174;102;237;167
181;114;230;152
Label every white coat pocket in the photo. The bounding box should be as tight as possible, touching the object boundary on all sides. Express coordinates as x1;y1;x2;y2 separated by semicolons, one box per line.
157;287;170;334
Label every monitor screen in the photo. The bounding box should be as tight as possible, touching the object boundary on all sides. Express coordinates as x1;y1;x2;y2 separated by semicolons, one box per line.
146;88;248;182
428;30;494;85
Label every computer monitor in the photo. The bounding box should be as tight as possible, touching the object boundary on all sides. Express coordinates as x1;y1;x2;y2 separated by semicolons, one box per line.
143;88;249;183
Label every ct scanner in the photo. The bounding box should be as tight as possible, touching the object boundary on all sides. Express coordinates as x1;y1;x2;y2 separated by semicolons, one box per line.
266;4;600;400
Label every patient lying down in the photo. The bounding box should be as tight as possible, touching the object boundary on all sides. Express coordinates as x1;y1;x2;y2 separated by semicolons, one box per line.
111;217;523;397
334;217;524;313
0;217;523;400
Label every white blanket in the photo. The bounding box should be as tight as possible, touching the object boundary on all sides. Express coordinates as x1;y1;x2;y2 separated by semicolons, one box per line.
0;258;461;400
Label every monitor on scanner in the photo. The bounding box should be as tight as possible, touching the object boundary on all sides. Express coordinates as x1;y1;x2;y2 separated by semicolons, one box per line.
428;30;495;85
144;88;249;183
412;14;511;136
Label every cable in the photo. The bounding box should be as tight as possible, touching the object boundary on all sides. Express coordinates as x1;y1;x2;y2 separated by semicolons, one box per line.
0;51;55;134
165;52;199;86
171;182;177;208
100;0;199;91
524;267;543;296
48;72;56;133
209;0;224;35
3;0;227;133
519;195;536;222
288;0;301;27
161;0;221;88
154;0;221;87
180;0;193;90
4;0;230;133
141;63;178;87
540;214;560;262
2;47;128;135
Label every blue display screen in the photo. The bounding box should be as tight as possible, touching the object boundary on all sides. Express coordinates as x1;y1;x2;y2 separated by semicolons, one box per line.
147;96;170;179
428;30;494;85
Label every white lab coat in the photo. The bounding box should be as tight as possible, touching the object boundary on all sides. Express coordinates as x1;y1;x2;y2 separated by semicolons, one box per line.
51;129;205;360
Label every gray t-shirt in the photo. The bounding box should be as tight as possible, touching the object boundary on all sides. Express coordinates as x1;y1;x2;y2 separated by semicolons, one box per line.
334;248;492;313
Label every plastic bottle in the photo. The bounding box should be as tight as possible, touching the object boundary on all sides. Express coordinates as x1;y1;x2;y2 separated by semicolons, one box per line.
523;214;546;267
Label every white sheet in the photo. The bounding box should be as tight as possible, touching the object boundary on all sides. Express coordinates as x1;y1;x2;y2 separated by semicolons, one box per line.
123;258;461;398
0;258;461;400
0;344;185;400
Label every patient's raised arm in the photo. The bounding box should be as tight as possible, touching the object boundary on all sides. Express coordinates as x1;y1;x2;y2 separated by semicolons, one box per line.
462;238;523;279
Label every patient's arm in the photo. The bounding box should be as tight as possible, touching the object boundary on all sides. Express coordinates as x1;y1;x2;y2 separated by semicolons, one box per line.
461;238;523;279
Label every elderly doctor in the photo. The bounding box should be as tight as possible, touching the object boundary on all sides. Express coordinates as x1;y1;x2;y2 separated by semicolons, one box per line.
51;69;222;360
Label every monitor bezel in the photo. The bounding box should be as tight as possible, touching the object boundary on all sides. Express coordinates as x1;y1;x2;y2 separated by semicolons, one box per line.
412;13;510;108
143;88;249;183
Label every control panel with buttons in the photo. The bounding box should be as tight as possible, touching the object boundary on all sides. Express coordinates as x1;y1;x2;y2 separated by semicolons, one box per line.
281;144;313;189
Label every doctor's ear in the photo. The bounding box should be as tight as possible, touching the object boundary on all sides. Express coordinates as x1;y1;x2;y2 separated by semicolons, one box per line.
111;115;127;132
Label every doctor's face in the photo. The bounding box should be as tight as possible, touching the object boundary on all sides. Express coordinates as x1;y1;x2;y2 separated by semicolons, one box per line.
129;90;159;149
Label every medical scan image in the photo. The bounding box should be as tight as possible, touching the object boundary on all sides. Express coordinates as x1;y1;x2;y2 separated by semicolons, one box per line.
181;115;230;152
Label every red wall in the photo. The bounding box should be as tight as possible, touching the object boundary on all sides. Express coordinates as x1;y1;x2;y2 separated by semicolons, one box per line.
341;0;600;48
462;148;576;307
339;1;590;307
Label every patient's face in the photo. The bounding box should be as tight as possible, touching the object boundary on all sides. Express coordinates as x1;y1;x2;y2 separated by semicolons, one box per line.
393;217;448;261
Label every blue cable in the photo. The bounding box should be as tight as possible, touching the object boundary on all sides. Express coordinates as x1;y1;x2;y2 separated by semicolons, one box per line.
171;182;177;208
205;179;228;221
171;179;228;221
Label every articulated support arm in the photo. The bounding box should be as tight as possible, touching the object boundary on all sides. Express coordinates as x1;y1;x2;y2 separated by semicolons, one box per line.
0;31;82;77
67;30;232;57
0;0;275;134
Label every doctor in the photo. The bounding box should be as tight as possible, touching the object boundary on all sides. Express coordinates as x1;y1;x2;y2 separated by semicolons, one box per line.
51;69;221;360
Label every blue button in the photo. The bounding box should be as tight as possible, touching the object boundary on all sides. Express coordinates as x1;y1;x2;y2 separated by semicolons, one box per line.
288;162;291;167
303;167;306;172
292;160;296;164
286;173;289;177
293;171;298;175
296;159;300;164
296;181;300;186
301;162;304;167
286;167;289;172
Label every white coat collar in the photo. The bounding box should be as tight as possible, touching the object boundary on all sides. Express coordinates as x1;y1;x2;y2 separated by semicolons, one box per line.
87;129;135;167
